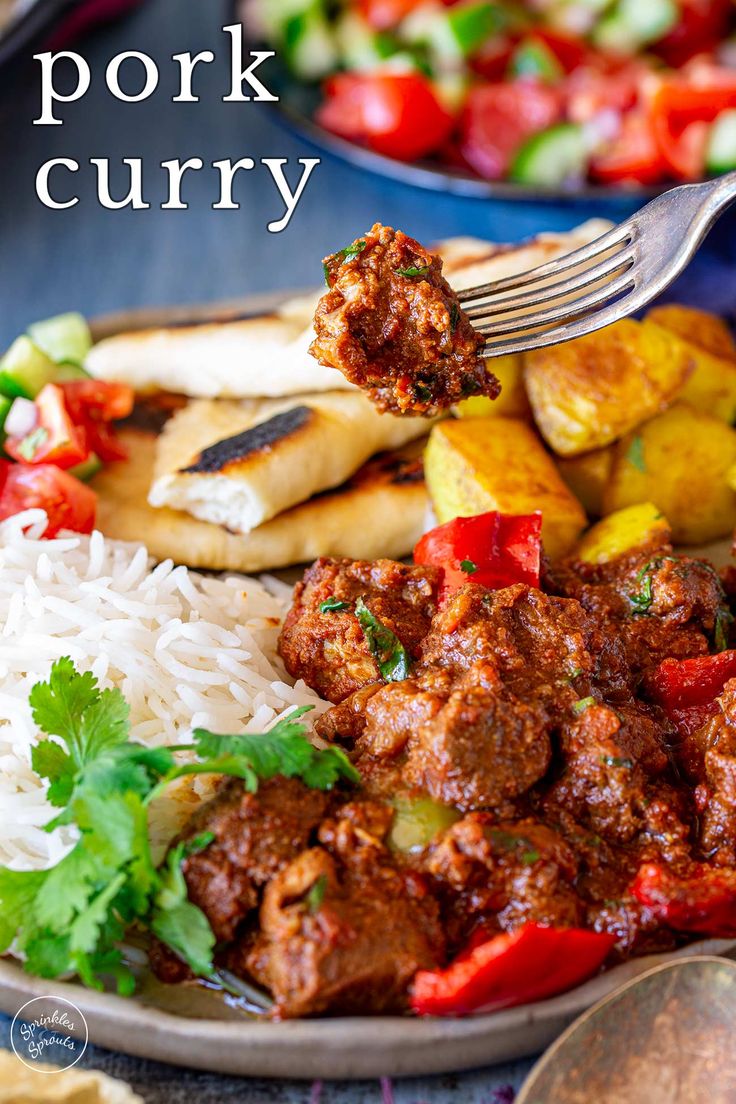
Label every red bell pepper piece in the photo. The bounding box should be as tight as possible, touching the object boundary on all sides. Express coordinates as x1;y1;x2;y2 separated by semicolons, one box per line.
414;512;542;599
411;923;615;1017
648;652;736;736
632;863;736;937
5;384;88;470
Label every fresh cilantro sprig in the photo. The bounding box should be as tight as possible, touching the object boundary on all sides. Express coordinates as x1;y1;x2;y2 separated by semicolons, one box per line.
0;659;358;995
355;597;412;682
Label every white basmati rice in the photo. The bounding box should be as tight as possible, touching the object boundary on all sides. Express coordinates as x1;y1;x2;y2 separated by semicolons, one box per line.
0;509;327;872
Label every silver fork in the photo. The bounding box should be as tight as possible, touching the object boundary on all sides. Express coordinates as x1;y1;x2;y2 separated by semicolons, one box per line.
459;172;736;358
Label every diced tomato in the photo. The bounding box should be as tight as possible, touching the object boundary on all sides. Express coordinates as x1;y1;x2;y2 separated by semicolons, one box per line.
5;384;88;470
632;863;736;937
655;0;733;67
532;29;589;74
459;82;562;180
60;379;133;462
317;73;454;162
649;70;736;179
564;62;644;124
60;379;134;423
470;37;515;82
411;923;615;1016
0;461;96;538
414;512;542;600
590;111;668;184
357;0;425;31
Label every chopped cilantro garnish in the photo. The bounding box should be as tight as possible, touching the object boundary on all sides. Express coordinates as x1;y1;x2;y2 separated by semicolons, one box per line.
395;265;430;278
460;559;478;575
449;302;460;331
626;435;647;473
520;849;540;866
305;874;328;914
17;426;49;461
573;696;596;715
0;658;359;995
568;666;583;680
355;597;412;682
414;382;433;403
628;560;658;615
601;755;633;769
715;608;733;652
323;240;367;287
319;598;350;614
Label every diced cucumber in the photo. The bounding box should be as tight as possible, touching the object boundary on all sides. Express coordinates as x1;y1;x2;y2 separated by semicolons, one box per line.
0;337;58;399
403;1;503;66
69;453;103;483
253;0;324;41
27;312;92;368
53;363;92;382
0;395;13;446
510;123;588;186
334;11;397;71
509;38;564;83
707;110;736;175
389;796;461;854
283;6;338;80
593;0;677;53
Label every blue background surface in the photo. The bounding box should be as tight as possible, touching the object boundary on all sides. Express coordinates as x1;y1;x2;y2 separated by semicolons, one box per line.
0;0;735;1098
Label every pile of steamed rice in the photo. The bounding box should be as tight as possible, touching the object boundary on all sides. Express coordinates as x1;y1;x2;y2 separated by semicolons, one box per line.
0;509;328;871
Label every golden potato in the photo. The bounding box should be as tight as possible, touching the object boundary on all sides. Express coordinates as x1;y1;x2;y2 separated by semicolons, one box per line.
603;402;736;545
647;304;736;361
575;503;671;565
523;319;694;456
643;315;736;423
454;354;531;420
424;417;587;560
556;447;613;518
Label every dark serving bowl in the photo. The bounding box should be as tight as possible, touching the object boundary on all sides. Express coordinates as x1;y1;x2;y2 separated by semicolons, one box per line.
0;0;143;68
264;49;663;207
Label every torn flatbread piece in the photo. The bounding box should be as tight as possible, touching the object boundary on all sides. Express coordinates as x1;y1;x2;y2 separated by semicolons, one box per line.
94;428;429;572
84;222;613;401
148;391;430;533
311;223;497;416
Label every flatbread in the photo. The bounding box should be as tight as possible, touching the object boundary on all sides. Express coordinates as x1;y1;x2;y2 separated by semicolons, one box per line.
0;1050;143;1103
93;428;429;572
85;221;613;399
147;391;430;533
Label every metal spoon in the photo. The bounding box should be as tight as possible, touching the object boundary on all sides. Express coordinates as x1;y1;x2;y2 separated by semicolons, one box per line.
516;955;736;1104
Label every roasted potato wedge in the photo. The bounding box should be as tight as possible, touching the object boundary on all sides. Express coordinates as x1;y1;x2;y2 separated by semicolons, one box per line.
454;355;530;420
425;417;586;560
647;304;736;361
603;403;736;545
575;503;671;565
557;447;613;518
523;319;695;456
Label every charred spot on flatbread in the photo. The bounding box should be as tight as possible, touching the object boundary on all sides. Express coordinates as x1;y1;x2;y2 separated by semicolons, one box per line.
181;405;314;474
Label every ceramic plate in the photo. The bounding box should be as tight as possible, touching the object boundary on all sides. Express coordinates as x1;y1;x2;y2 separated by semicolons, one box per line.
1;293;733;1080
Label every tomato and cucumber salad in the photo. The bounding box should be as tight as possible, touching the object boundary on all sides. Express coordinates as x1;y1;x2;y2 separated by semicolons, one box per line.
253;0;736;187
0;313;133;537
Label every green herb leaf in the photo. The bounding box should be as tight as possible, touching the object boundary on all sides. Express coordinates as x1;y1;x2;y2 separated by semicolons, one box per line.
460;559;478;575
319;598;350;614
626;435;647;473
715;608;733;652
355;596;412;682
449;302;460;332
305;874;328;914
520;849;540;866
395;265;430;278
600;755;633;769
573;696;597;715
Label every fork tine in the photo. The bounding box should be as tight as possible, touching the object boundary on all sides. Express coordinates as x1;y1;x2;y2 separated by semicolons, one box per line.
462;247;636;320
457;223;635;304
476;268;636;338
482;283;649;358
